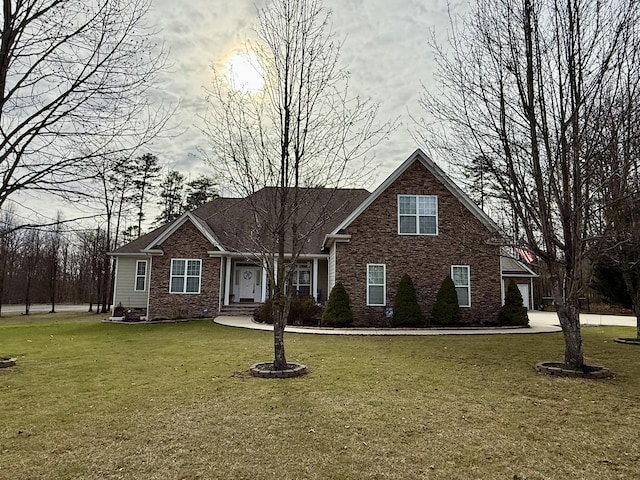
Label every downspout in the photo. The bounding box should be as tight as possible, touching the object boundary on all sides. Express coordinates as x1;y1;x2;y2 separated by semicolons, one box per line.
218;255;224;313
146;255;152;320
111;256;119;315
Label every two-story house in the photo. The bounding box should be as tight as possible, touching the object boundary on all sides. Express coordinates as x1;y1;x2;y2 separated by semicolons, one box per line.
109;149;535;325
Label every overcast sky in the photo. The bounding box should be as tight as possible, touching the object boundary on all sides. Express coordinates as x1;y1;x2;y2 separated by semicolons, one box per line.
147;0;466;188
10;0;469;227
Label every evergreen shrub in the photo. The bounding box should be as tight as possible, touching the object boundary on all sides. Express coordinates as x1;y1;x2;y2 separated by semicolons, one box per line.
253;296;322;326
430;276;461;326
497;280;529;326
321;282;354;326
393;274;424;326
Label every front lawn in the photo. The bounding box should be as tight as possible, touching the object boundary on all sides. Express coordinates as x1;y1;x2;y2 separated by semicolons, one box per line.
1;312;639;479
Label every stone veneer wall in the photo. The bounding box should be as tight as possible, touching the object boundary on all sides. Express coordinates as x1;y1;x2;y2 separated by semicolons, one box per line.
336;159;502;327
148;221;221;320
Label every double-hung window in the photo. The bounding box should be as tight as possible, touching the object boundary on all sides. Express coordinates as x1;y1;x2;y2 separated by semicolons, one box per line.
398;195;438;235
135;260;147;291
451;265;471;307
367;264;386;306
170;259;202;294
293;265;311;296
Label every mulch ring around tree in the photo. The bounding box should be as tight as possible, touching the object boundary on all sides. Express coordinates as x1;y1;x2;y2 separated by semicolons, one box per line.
0;357;17;368
535;361;612;379
614;337;640;345
250;362;307;379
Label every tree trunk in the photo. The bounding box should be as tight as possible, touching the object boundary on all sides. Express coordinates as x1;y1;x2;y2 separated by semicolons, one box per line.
633;298;640;339
273;223;288;370
25;273;32;316
556;296;584;370
272;294;288;370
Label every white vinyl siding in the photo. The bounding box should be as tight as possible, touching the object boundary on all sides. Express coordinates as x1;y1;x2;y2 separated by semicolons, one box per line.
398;195;438;235
328;244;336;293
452;265;471;307
112;257;150;308
134;260;147;291
170;259;202;294
367;264;386;306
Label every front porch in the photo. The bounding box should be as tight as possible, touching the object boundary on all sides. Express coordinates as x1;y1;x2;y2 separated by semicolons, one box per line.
218;255;329;310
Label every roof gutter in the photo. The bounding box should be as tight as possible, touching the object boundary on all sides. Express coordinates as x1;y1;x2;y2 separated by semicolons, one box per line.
322;234;352;250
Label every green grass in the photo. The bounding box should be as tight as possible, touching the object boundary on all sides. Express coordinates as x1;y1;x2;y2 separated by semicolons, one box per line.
1;312;639;480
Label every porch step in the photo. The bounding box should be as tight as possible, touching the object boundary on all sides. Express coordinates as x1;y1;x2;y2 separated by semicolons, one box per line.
219;303;262;317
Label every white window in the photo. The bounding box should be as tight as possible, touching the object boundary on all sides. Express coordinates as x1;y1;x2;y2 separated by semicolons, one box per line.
292;264;311;296
451;265;471;307
134;260;147;291
367;264;386;306
170;259;202;294
398;195;438;235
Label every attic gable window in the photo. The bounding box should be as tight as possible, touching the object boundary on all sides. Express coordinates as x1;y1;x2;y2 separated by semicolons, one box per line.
398;195;438;235
170;259;202;294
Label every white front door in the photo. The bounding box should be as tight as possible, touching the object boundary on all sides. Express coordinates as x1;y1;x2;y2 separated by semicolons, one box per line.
517;284;530;310
237;267;260;302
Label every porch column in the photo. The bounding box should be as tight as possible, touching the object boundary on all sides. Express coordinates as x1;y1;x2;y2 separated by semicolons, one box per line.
261;261;268;302
224;256;232;305
530;278;535;310
313;258;319;302
274;258;278;284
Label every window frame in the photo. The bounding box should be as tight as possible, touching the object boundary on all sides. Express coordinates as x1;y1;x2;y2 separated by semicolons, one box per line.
134;260;147;292
367;264;386;306
169;258;202;294
451;265;471;307
397;194;438;235
292;264;311;296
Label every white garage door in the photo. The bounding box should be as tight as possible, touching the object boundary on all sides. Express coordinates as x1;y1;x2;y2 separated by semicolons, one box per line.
517;284;530;310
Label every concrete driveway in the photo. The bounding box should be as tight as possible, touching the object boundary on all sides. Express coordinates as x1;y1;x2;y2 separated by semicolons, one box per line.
214;310;636;336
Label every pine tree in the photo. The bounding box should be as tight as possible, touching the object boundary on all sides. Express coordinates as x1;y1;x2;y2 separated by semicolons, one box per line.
155;170;186;225
321;282;354;326
393;274;424;326
430;276;461;326
184;175;219;211
497;280;529;326
131;153;161;234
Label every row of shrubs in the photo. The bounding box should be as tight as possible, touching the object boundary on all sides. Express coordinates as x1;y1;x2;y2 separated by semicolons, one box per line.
253;276;528;327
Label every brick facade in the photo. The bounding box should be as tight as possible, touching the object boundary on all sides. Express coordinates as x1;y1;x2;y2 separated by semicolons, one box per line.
335;159;502;326
148;221;221;320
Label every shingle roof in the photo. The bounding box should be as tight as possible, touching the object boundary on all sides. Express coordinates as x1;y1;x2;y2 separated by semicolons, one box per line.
110;187;370;255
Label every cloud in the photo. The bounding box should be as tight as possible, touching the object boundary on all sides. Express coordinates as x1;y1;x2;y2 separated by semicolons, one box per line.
14;0;469;225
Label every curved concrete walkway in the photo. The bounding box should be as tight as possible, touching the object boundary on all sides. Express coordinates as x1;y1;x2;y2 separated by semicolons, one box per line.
214;311;636;336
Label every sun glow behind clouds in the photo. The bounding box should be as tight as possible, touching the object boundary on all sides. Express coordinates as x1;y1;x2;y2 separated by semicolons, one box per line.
225;51;266;94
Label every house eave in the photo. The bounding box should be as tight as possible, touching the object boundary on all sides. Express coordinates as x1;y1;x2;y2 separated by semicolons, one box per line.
501;271;539;278
322;234;352;250
108;250;163;257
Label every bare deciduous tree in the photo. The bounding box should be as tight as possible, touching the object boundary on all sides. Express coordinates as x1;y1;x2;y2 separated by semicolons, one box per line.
594;53;640;338
203;0;393;371
419;0;639;369
0;0;171;213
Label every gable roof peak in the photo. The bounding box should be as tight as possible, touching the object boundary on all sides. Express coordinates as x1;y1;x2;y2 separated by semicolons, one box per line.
328;148;500;237
143;211;225;252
